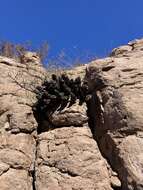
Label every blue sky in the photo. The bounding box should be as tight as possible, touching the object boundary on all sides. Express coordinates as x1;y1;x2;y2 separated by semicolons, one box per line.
0;0;143;64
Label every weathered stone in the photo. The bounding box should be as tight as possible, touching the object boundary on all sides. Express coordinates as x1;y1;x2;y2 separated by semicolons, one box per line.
35;98;114;189
0;54;46;190
86;38;143;190
110;176;121;188
50;102;88;127
1;52;111;190
0;168;33;190
0;162;9;176
1;38;143;190
0;133;36;169
110;45;132;56
22;51;41;64
128;38;143;50
36;127;113;190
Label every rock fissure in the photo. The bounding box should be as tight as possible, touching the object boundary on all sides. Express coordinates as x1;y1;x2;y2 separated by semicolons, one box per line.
31;138;38;190
82;72;123;189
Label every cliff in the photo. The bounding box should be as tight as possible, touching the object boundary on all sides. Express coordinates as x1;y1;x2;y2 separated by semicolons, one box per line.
0;39;143;190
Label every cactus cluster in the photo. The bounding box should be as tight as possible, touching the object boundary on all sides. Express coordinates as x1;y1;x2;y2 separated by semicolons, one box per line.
33;74;91;120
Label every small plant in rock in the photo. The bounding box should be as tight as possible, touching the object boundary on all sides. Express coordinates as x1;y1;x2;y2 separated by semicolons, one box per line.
32;73;92;130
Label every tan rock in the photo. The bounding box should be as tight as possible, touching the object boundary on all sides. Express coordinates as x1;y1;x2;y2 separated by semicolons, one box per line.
0;162;9;176
110;45;132;56
0;54;46;189
0;168;33;190
50;102;88;127
1;38;143;190
110;176;121;188
86;38;143;189
128;38;143;50
36;127;113;190
21;51;41;64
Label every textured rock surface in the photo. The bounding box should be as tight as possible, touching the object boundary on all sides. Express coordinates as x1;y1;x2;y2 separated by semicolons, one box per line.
35;66;114;190
86;38;143;190
0;53;114;190
50;103;88;127
36;105;113;190
1;38;143;190
0;54;46;190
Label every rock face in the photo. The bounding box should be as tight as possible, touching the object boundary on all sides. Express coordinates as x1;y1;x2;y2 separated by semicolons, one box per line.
0;53;114;190
0;38;143;190
0;54;46;190
36;103;114;190
36;127;113;190
86;38;143;190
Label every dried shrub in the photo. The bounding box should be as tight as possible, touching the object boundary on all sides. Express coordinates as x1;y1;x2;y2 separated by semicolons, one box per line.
0;41;49;64
0;41;15;58
37;42;49;63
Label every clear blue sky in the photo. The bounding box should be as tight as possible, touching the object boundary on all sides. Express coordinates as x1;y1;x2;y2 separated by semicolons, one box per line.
0;0;143;63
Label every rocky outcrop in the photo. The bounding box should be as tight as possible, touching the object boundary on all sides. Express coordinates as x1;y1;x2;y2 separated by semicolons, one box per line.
86;38;143;190
0;38;143;190
0;53;115;190
36;127;113;190
0;53;46;190
35;102;115;190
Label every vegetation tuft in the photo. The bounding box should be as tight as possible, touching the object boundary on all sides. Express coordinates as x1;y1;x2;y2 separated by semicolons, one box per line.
0;41;48;64
32;73;92;131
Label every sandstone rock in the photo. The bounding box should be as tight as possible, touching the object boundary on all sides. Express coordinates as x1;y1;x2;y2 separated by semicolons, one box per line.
1;38;143;190
36;101;113;190
110;45;132;56
0;168;33;190
21;51;41;64
110;176;121;188
86;38;143;190
0;54;46;190
0;52;114;190
50;102;88;127
36;127;113;190
128;38;143;50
